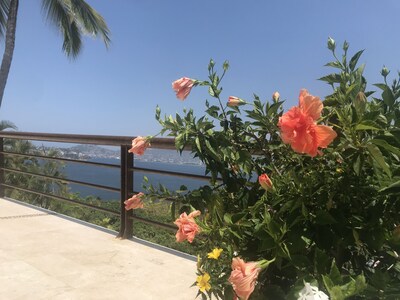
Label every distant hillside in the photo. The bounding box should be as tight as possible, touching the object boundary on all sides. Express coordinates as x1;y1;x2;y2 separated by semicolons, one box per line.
136;148;202;165
45;144;203;165
43;144;119;160
69;144;119;158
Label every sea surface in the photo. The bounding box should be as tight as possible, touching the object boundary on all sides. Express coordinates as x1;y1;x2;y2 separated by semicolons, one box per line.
63;158;207;200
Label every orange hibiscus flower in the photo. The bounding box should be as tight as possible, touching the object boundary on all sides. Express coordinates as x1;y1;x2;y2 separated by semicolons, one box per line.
278;89;337;157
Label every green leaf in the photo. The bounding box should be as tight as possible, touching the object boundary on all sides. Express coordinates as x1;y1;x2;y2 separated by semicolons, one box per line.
170;201;176;220
319;73;342;84
355;63;365;77
213;75;219;86
355;120;382;131
204;139;219;161
364;91;374;97
329;260;342;285
315;248;330;274
175;113;183;126
325;61;342;69
349;50;364;71
231;212;247;223
373;83;387;91
315;210;337;225
370;270;390;290
267;101;284;116
175;133;186;151
258;233;276;251
260;285;286;300
341;279;357;298
322;275;335;291
379;180;400;194
330;286;345;300
370;139;400;156
382;86;395;107
354;274;367;295
228;228;243;239
206;105;220;118
291;255;311;268
208;86;215;97
223;213;233;224
195;137;202;153
366;144;392;177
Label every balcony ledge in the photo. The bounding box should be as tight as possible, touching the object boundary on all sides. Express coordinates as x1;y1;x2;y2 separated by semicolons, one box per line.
0;198;197;300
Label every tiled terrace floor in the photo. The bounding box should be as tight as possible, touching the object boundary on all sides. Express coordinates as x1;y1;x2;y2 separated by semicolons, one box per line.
0;198;197;300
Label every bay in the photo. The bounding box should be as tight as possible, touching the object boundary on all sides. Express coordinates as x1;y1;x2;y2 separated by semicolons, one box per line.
63;158;207;200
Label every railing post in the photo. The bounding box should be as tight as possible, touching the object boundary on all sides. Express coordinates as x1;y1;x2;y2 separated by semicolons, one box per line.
117;144;133;239
0;137;4;198
124;147;134;238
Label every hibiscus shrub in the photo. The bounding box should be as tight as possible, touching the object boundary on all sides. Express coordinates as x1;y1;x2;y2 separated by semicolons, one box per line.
139;39;400;299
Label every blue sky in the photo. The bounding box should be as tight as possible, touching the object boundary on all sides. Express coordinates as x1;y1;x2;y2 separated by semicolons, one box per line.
0;0;399;137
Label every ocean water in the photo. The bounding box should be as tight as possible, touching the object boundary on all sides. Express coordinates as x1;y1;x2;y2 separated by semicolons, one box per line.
63;158;207;200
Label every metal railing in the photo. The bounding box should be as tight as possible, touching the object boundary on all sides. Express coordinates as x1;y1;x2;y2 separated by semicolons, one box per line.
0;131;209;239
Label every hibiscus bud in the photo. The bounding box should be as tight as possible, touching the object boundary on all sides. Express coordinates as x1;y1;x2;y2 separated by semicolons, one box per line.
208;59;215;72
223;60;230;71
272;91;280;102
327;37;336;51
343;40;349;51
227;96;245;107
124;192;145;210
354;91;367;116
381;66;390;78
128;136;150;156
197;255;202;270
259;174;273;191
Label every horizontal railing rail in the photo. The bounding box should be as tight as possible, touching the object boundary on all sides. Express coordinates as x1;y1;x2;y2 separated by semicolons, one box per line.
0;150;121;168
0;131;206;238
0;166;120;193
1;183;120;215
0;131;179;148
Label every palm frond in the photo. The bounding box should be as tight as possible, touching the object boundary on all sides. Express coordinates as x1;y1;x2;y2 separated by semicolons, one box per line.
41;0;82;57
0;0;11;38
41;0;70;28
41;0;110;57
62;18;82;58
0;119;17;131
69;0;110;47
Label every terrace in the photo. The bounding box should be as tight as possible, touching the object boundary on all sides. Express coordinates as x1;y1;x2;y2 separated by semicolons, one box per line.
0;132;202;299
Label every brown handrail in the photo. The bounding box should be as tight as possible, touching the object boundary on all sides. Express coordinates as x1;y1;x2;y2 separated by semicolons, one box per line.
0;131;179;149
0;131;198;241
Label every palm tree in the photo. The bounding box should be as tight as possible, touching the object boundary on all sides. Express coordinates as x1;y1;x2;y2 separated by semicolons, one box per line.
0;0;110;108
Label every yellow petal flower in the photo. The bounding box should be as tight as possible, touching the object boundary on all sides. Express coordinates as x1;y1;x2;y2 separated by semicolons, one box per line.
207;248;223;260
196;272;211;292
